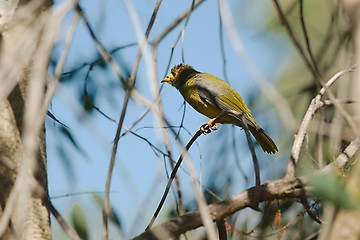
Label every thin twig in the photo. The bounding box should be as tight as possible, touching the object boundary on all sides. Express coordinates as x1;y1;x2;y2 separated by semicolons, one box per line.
152;0;204;46
231;126;249;183
219;0;298;132
150;39;185;218
0;3;70;236
146;130;202;230
182;137;218;240
273;0;360;137
146;110;258;238
71;1;127;87
71;0;155;119
285;67;354;179
101;0;163;238
40;9;78;126
61;42;137;77
272;0;319;80
0;0;56;104
241;114;260;188
180;0;196;63
44;198;82;240
148;0;205;226
217;0;229;82
299;0;321;77
162;0;197;66
322;137;360;174
299;194;322;224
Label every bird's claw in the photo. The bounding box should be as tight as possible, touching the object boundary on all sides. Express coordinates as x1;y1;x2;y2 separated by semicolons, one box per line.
211;123;218;131
200;124;211;134
200;122;218;135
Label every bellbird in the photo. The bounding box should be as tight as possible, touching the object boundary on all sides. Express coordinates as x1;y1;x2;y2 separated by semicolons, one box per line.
161;63;278;154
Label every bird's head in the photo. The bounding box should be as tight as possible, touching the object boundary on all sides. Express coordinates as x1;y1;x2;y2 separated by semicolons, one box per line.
161;63;198;88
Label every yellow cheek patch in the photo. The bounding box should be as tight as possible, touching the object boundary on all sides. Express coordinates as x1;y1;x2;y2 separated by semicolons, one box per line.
161;73;175;83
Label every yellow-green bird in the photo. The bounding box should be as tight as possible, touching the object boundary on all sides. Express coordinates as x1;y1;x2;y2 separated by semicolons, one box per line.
161;63;278;154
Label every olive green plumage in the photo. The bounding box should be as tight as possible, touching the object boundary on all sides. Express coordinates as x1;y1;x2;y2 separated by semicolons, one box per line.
162;63;278;154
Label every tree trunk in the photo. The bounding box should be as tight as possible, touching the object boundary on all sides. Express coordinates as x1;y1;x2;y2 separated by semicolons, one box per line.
0;0;52;239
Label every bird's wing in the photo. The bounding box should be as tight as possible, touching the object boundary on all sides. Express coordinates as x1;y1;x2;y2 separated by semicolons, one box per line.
194;74;251;115
194;74;256;127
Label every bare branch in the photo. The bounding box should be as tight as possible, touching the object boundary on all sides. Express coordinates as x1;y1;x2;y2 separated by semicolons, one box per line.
152;0;204;46
134;178;303;240
44;198;82;240
101;0;162;238
285;67;355;179
322;137;360;174
272;0;319;80
146;130;202;230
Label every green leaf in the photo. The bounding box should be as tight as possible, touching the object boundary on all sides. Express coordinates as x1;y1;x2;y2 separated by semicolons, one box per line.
92;193;122;229
308;174;357;210
81;89;94;112
71;204;88;240
92;192;104;207
60;126;87;158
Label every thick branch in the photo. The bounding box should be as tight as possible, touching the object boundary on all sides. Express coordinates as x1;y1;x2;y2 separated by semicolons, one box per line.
133;178;303;240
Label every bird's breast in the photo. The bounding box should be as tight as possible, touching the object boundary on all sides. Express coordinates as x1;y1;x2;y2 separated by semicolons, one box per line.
180;85;222;119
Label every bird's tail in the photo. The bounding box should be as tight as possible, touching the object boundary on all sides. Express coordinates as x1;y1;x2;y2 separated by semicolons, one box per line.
249;126;278;154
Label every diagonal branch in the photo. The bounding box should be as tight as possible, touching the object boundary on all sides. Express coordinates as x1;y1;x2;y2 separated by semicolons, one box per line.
285;67;355;179
146;130;202;230
134;178;303;240
101;0;163;239
152;0;204;46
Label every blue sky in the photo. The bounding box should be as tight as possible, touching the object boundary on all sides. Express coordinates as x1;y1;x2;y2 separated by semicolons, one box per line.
47;0;292;239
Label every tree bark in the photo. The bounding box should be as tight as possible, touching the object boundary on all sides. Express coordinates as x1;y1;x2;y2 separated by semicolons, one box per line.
0;0;52;239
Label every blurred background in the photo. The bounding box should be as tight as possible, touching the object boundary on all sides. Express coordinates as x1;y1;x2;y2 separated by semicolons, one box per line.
46;0;354;239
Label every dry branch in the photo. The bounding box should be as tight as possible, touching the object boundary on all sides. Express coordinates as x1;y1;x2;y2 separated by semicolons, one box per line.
133;178;303;240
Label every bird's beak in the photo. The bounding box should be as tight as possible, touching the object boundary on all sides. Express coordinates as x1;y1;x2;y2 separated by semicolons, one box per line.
161;73;173;83
161;76;170;83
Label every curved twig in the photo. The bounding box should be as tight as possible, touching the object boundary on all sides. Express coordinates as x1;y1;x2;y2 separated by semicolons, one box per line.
285;67;355;179
146;130;202;230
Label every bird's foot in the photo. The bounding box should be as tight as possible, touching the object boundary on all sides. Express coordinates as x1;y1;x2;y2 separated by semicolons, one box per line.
200;119;218;135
